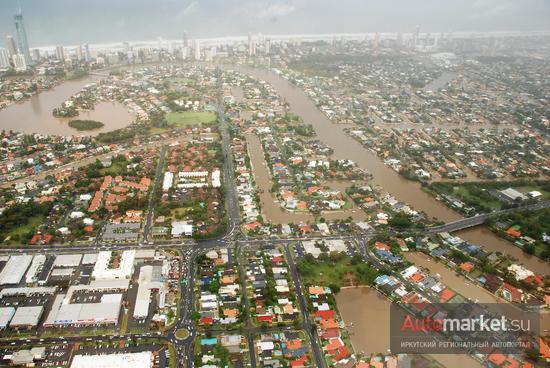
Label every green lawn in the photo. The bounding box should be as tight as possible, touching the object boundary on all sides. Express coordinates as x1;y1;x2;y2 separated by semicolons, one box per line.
297;253;378;288
6;215;43;242
166;111;217;127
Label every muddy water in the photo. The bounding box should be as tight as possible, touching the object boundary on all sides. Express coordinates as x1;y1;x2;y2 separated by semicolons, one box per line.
236;66;549;275
245;133;367;224
0;76;133;136
335;287;483;368
245;132;314;224
404;252;502;303
335;287;391;355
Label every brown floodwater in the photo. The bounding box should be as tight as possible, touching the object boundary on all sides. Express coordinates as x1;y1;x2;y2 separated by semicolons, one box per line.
245;133;367;224
235;65;549;275
0;76;133;136
335;287;483;368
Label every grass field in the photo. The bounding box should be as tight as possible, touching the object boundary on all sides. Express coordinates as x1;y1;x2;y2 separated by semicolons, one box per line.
297;253;378;288
6;215;43;243
166;111;216;127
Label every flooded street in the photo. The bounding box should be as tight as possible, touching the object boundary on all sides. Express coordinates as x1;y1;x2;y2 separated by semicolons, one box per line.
236;65;548;275
335;287;483;368
0;76;133;136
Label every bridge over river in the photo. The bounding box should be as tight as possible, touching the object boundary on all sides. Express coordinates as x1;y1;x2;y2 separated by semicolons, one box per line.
423;200;550;235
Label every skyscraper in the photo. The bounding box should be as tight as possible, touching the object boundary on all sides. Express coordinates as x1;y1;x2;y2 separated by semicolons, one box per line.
183;31;189;48
55;45;65;61
83;43;91;62
76;45;83;61
194;40;201;60
14;9;31;65
0;48;11;68
248;33;255;56
12;53;27;71
5;35;18;58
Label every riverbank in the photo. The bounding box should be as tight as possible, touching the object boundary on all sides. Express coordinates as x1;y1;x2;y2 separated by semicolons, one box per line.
234;65;549;275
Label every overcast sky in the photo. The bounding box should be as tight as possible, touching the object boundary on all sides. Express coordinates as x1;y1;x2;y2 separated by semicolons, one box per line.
1;0;549;47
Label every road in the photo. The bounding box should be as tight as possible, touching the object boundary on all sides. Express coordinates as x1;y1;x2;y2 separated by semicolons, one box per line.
2;67;547;368
143;145;167;242
423;200;550;234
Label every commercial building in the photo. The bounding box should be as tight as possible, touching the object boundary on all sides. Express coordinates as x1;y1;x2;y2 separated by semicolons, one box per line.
92;250;135;280
162;171;173;191
0;307;15;329
70;351;153;368
0;255;33;285
133;265;166;319
53;254;83;268
25;254;46;284
45;280;129;327
171;221;192;237
10;306;43;328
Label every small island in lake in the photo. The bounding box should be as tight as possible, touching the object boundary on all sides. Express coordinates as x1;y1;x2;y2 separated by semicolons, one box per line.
68;119;105;131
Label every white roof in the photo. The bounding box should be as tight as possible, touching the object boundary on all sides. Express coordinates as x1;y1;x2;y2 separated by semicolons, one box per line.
0;255;33;285
54;254;82;267
10;306;43;327
25;255;46;284
0;307;15;327
92;250;135;280
70;352;153;368
81;253;98;265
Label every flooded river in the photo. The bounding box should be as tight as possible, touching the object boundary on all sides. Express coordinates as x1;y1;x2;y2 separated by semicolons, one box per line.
236;65;548;275
335;287;483;368
0;76;133;136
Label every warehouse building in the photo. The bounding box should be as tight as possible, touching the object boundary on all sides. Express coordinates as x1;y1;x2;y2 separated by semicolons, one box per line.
44;280;129;327
0;307;15;329
70;351;153;368
92;250;135;280
133;265;166;319
9;306;43;329
25;255;46;284
0;255;33;285
53;254;83;268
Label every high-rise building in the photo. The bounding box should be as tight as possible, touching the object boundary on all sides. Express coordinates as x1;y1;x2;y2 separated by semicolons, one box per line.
183;31;189;48
248;33;255;56
12;53;27;71
5;35;18;57
75;44;83;61
265;38;271;55
83;43;91;62
32;48;40;62
14;9;31;65
55;45;65;61
0;48;11;68
194;40;201;60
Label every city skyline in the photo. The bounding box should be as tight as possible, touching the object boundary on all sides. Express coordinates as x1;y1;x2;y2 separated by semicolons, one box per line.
1;0;550;48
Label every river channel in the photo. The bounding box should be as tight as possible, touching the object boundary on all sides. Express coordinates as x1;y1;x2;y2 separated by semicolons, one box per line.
235;65;548;275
